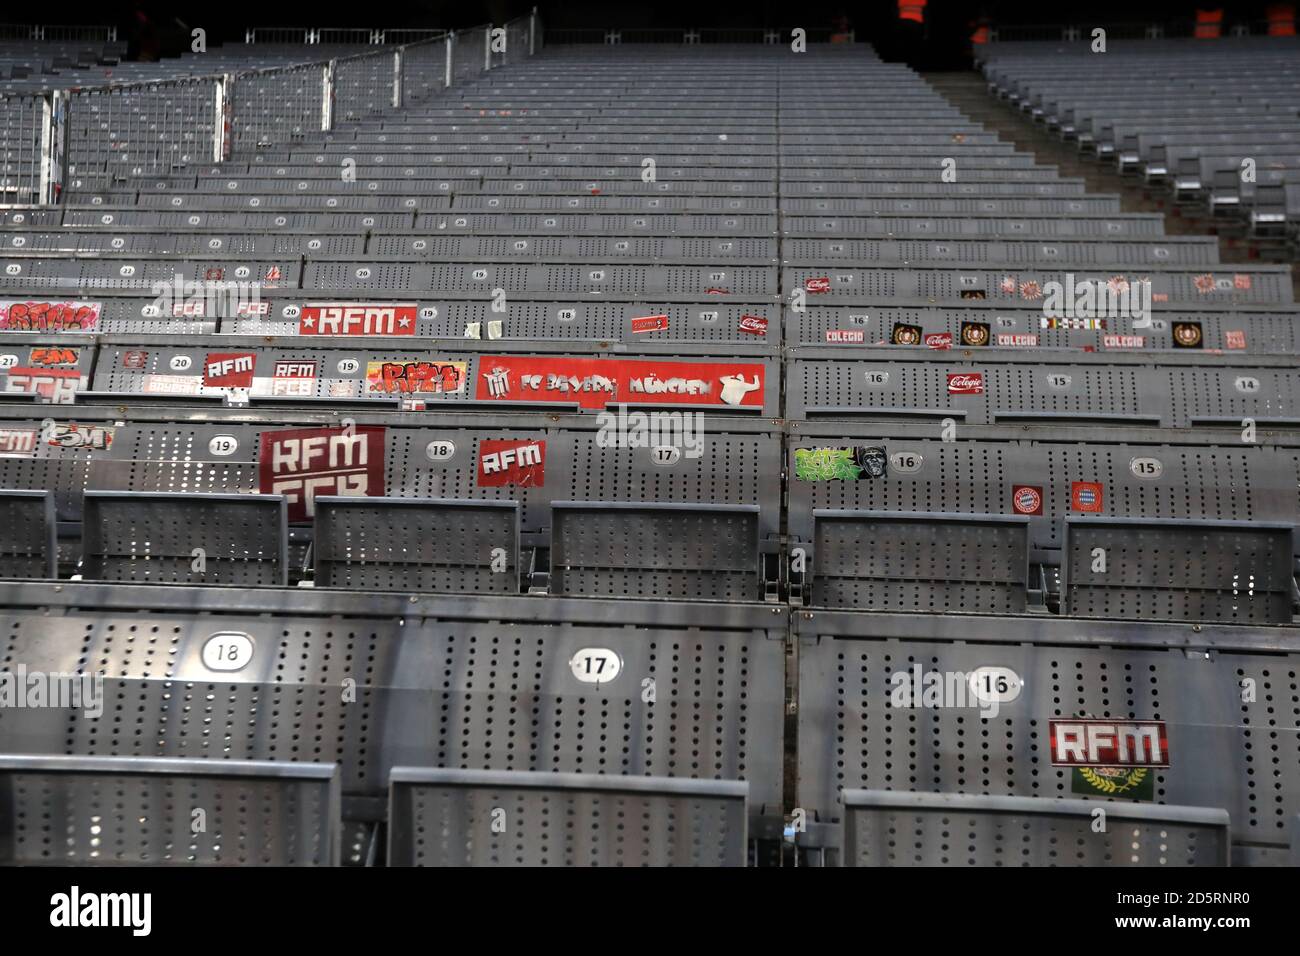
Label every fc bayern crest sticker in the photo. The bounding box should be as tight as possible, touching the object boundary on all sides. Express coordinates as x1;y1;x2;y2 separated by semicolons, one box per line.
1011;485;1043;516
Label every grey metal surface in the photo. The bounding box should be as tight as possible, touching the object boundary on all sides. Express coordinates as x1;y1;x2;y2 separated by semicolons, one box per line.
550;501;761;601
841;789;1230;866
809;510;1030;614
1062;517;1295;624
795;609;1300;866
80;490;288;586
0;488;55;578
313;496;520;593
0;754;340;865
0;583;786;827
388;768;748;866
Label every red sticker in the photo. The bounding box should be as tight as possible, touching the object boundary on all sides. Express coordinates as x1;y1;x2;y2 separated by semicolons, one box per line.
122;350;149;369
1233;273;1252;290
477;438;546;487
925;332;953;350
476;356;765;410
1071;481;1104;513
739;314;769;336
203;352;256;388
299;302;417;336
1012;485;1044;516
0;300;101;332
631;314;669;334
805;277;831;294
946;372;984;394
825;329;863;343
258;425;386;522
1049;719;1169;767
1224;330;1246;350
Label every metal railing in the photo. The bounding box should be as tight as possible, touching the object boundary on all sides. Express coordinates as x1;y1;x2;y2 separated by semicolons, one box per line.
24;11;540;199
229;61;330;151
983;19;1279;44
243;27;445;45
65;76;220;177
542;26;845;44
0;91;60;203
0;23;118;43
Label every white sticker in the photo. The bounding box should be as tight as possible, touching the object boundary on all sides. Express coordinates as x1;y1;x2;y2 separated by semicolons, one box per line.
425;439;456;461
967;666;1023;705
1130;456;1163;480
208;435;239;456
1234;376;1260;394
0;354;18;369
865;370;890;387
337;359;360;374
202;632;254;672
1046;373;1072;390
169;355;193;372
569;648;622;684
651;445;681;467
889;451;923;474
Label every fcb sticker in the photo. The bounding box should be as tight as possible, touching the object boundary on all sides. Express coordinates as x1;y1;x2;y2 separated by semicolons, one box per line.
794;446;886;481
1071;480;1104;513
891;323;922;346
1171;321;1203;349
1011;484;1043;516
960;321;990;347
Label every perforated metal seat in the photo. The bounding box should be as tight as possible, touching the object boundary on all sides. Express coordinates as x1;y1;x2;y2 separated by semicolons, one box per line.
0;488;56;579
80;491;288;585
313;496;519;593
388;769;749;866
840;790;1231;867
0;755;340;866
1062;517;1295;624
550;501;762;601
804;510;1030;614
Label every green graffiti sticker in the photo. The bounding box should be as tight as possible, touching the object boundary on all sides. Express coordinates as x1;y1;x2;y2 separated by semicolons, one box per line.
794;446;886;481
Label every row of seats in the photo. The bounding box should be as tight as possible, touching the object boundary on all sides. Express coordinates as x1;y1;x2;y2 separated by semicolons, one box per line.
980;36;1300;248
3;754;1247;866
6;338;1300;425
1;36;1296;866
3;406;1299;620
1;589;1293;864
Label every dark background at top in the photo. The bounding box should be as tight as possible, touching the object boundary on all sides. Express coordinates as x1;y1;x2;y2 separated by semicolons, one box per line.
10;1;1287;69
